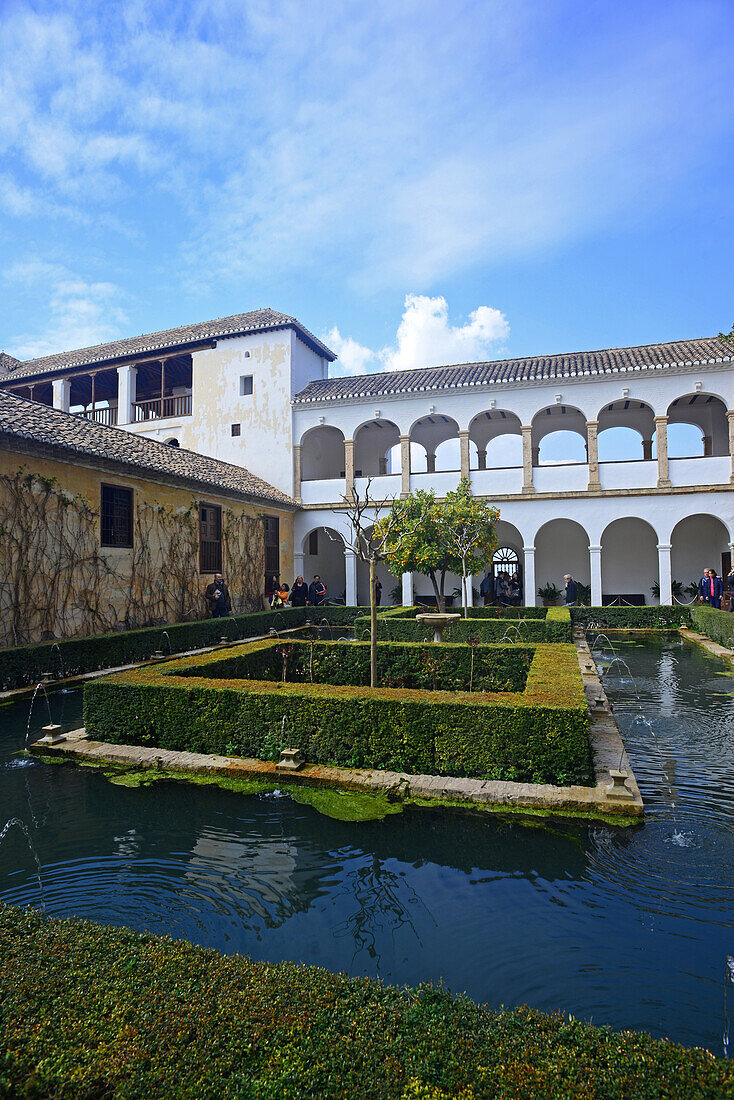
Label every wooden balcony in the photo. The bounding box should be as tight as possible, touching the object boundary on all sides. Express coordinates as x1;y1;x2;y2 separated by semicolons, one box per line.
78;406;118;426
133;393;192;422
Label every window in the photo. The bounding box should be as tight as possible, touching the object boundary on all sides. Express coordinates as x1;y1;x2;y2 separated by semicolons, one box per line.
263;515;280;592
239;375;253;396
165;438;179;447
492;546;519;581
199;503;222;572
308;529;318;555
231;423;241;437
101;484;133;548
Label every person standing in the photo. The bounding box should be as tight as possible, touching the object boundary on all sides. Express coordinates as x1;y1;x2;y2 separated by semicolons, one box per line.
289;575;309;606
205;573;231;618
374;579;383;606
509;571;521;606
479;571;493;606
309;574;327;606
700;568;723;608
564;574;578;606
727;564;734;611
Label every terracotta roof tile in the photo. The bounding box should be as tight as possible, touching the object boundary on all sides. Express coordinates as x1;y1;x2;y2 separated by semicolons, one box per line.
0;391;296;508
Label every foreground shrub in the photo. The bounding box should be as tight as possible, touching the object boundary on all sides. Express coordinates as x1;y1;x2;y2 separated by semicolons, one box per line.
0;904;731;1099
356;607;572;644
570;606;691;630
690;605;734;648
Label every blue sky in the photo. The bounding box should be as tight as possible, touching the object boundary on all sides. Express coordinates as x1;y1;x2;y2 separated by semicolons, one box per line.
1;0;732;374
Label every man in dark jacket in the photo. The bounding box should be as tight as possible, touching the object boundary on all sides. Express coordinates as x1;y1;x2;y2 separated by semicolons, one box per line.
308;575;327;606
205;573;232;618
564;574;578;606
699;568;723;608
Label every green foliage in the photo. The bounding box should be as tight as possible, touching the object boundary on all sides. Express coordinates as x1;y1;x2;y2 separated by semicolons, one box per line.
690;605;734;648
0;606;363;691
84;640;592;786
537;581;561;604
1;904;731;1100
571;606;691;629
354;606;572;644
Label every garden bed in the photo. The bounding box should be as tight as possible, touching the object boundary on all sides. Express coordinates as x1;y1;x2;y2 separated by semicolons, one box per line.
355;605;572;643
1;904;730;1099
84;638;593;786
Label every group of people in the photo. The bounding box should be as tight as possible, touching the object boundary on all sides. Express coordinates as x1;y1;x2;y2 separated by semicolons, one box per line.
269;574;327;608
698;567;734;610
479;570;523;606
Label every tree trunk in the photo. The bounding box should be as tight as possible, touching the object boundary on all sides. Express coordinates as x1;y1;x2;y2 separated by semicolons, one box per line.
428;570;443;612
438;570;446;613
462;567;469;618
370;556;377;688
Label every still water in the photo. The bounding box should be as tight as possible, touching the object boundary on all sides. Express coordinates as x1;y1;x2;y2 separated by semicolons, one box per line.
1;639;733;1054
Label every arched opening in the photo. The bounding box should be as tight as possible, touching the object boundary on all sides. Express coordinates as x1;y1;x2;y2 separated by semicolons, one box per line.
535;519;590;602
468;409;522;469
474;520;524;605
354;419;401;477
355;526;402;606
671;514;731;599
165;438;180;447
665;393;729;458
410;414;460;473
601;518;659;605
532;405;587;465
301;425;345;481
301;527;346;603
597;399;654;461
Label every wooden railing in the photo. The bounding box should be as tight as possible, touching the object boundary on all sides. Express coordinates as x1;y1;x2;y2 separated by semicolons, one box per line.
78;406;118;426
133;393;192;421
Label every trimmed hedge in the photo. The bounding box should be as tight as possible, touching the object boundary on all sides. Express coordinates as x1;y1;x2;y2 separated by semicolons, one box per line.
2;905;732;1100
690;605;734;648
84;639;592;785
356;606;572;644
178;639;534;693
571;606;691;630
0;606;363;691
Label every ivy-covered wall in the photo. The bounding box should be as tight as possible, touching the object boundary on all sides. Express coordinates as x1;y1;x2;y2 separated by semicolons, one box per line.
0;449;294;646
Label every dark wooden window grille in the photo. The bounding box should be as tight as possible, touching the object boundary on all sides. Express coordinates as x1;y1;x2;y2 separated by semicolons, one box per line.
199;503;222;573
308;529;318;556
263;515;280;592
100;484;133;548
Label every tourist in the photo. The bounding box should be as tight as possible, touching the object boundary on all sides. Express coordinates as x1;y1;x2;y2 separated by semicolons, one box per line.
271;581;290;608
727;564;734;611
509;571;522;606
479;571;493;605
496;571;510;606
289;575;309;606
699;568;723;608
374;579;383;606
564;574;578;606
309;574;327;606
205;573;231;618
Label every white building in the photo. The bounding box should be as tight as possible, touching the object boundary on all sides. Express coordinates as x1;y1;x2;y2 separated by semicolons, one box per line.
2;311;733;608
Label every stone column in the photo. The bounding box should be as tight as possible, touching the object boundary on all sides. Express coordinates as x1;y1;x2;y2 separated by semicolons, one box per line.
292;443;302;500
522;426;535;493
344;548;357;606
477;449;487;470
523;545;536;607
589;545;602;607
293;552;305;582
642;437;653;462
426;452;436;474
728;410;734;482
654;415;671;487
52;377;71;413
401;571;414;607
657;543;672;605
344;438;355;497
586;419;601;491
459;429;470;480
400;434;411;496
117;364;137;425
703;435;712;457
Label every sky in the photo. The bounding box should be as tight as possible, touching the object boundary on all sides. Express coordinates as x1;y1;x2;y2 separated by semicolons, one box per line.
1;0;732;376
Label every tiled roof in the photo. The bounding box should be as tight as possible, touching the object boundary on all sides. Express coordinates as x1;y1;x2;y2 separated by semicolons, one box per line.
0;391;296;508
0;352;22;373
3;308;336;381
293;335;734;404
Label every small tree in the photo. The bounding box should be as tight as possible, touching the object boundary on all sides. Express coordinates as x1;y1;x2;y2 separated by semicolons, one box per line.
377;488;453;611
331;480;425;687
434;479;499;618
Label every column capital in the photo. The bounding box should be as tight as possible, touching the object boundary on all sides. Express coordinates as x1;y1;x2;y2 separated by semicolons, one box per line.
343;546;357;558
521;424;532;433
585;419;599;429
727;408;734;422
654;413;668;424
458;428;470;438
523;544;535;553
399;433;411;442
589;544;602;554
657;542;672;552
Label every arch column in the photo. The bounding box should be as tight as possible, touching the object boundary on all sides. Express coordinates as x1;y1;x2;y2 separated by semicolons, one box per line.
586;420;601;491
52;377;70;413
459;429;470;480
642;437;653;461
117;364;137;424
728;410;734;482
476;448;487;470
657;542;672;605
522;425;534;493
589;545;602;606
292;443;302;500
655;415;671;487
345;548;357;606
344;438;355;496
426;452;436;474
523;545;536;608
401;571;414;607
400;434;411;496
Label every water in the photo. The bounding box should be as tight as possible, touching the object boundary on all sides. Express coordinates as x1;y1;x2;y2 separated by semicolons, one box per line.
1;640;733;1054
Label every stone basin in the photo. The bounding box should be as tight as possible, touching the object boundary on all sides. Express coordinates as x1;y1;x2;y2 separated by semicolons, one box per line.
415;612;462;643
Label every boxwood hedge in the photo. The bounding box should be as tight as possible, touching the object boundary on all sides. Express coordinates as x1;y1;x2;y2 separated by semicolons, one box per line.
355;606;572;644
570;606;691;630
690;605;734;648
84;639;593;785
1;904;731;1100
0;606;362;692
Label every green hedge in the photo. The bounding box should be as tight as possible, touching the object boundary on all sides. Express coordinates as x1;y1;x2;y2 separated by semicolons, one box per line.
178;639;534;693
84;641;592;785
690;605;734;648
2;905;731;1100
356;606;572;644
0;606;363;692
570;606;691;630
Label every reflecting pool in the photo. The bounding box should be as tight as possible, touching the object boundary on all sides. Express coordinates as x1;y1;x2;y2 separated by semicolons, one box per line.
1;639;733;1054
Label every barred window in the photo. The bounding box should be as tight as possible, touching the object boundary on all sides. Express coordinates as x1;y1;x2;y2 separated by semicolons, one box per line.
101;484;133;548
199;504;222;573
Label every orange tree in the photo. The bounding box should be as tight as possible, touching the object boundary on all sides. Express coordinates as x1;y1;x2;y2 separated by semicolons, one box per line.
378;478;499;614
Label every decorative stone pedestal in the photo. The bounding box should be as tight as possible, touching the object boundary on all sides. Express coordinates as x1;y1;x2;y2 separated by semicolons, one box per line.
277;748;304;771
605;769;634;801
415;613;461;643
37;723;64;745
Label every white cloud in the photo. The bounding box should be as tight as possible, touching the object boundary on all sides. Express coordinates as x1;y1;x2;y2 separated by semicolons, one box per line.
5;260;128;359
326;294;509;376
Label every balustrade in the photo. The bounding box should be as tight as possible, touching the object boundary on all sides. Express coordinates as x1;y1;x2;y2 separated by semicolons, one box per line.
133;393;192;421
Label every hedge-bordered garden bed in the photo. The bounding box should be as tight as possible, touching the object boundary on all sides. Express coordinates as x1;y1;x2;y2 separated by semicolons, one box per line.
570;606;692;630
690;605;734;648
1;904;731;1100
355;606;572;644
84;637;593;785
